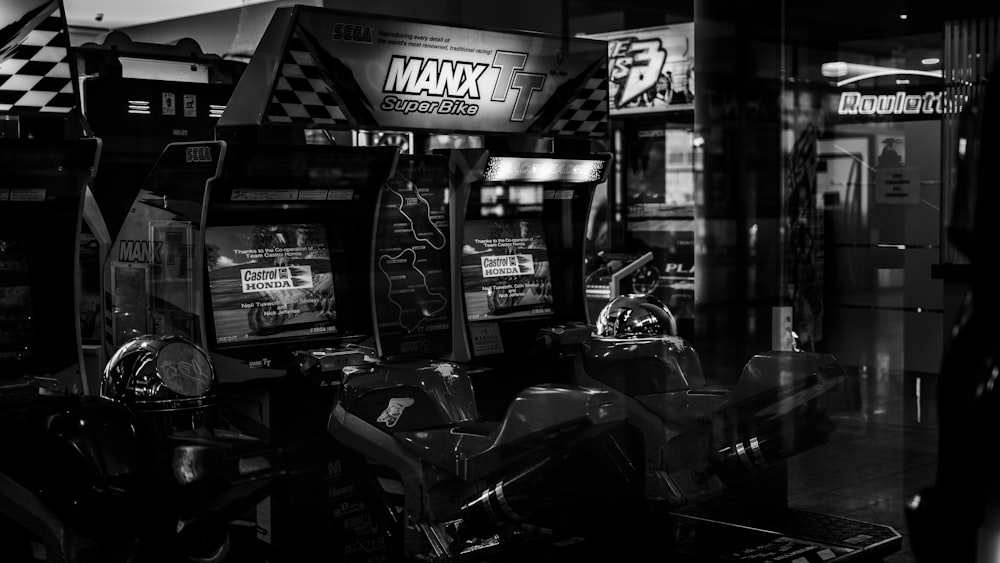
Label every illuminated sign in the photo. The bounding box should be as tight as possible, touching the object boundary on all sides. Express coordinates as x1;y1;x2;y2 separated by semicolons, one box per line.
483;156;607;183
219;6;609;138
837;90;943;116
383;56;489;98
378;51;547;121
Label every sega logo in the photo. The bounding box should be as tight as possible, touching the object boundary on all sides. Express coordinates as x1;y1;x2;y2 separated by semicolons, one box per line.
333;23;373;44
185;146;212;163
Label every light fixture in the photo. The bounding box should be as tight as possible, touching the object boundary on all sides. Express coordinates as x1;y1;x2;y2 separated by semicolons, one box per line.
820;62;942;87
127;100;150;115
821;61;849;78
899;13;908;20
483;156;605;183
921;57;940;65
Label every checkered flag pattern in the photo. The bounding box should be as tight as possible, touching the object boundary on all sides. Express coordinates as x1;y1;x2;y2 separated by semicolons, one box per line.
0;5;76;114
266;32;347;126
549;75;609;138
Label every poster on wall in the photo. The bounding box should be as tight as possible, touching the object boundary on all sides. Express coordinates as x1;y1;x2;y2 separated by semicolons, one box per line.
583;23;694;115
625;126;696;218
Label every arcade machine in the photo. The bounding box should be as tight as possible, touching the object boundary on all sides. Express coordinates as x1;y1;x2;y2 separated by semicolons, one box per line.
103;6;634;561
442;147;614;416
0;5;113;556
569;24;902;561
0;0;102;395
0;6;310;561
104;5;901;562
446;151;901;562
100;6;402;556
71;33;244;386
103;141;398;559
324;11;901;563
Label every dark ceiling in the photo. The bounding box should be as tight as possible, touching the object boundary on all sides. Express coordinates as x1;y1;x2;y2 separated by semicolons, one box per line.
569;0;996;45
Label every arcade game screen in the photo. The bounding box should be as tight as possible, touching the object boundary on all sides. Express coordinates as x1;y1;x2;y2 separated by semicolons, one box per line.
461;185;553;322
0;235;32;366
205;223;337;347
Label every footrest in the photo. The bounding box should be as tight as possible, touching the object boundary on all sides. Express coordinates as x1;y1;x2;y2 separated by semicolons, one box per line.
673;497;901;560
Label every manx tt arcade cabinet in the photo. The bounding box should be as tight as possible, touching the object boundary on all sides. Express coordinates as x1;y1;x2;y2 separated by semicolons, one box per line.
0;0;102;394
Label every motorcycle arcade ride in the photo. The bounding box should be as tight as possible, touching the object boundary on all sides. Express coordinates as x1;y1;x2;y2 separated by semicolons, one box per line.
405;26;895;563
214;7;900;561
430;39;900;563
411;147;651;560
105;126;399;560
575;295;903;561
456;173;901;557
0;2;291;562
214;6;636;561
195;7;640;561
102;6;419;558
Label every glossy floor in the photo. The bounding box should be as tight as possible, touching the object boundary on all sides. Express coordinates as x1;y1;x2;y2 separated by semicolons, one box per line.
786;366;938;563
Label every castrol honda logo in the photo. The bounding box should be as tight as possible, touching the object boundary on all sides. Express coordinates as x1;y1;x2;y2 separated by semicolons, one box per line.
241;266;313;292
481;255;534;278
380;51;546;122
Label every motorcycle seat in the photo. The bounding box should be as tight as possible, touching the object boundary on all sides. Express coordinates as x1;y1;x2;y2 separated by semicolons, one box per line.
632;351;846;425
392;383;625;481
709;351;846;420
449;420;499;437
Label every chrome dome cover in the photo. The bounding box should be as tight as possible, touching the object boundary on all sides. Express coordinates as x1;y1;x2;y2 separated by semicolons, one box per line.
101;334;216;411
595;294;678;338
